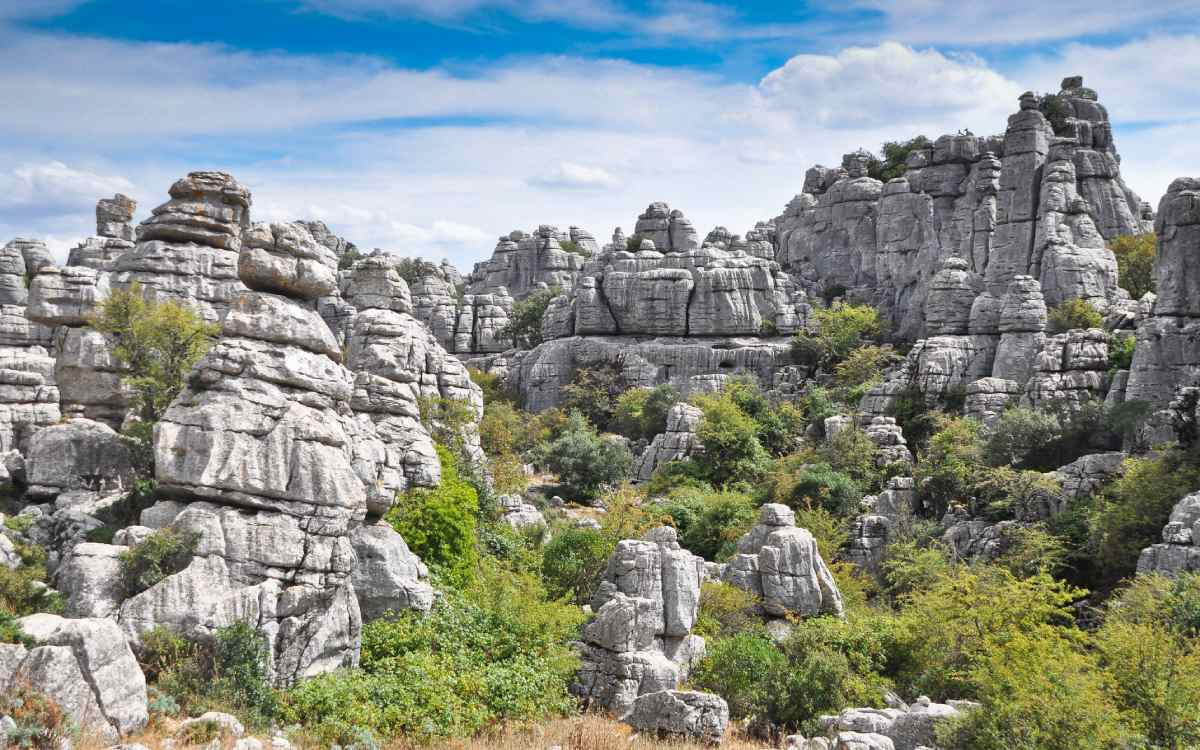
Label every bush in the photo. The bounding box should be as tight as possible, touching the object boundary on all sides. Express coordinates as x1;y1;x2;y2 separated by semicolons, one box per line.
1089;449;1200;581
393;257;440;285
1109;232;1156;300
692;390;769;488
611;385;678;442
0;610;31;645
498;286;559;350
560;363;626;431
870;135;932;181
536;411;632;500
119;528;200;595
914;415;985;518
90;283;219;424
791;301;884;369
387;445;479;586
0;543;64;616
212;622;277;720
282;563;582;744
647;488;757;561
693;581;760;640
1039;93;1073;136
1047;297;1104;333
1108;331;1136;373
540;527;612;604
691;632;786;721
765;457;861;517
833;344;895;402
1;684;76;749
982;407;1062;468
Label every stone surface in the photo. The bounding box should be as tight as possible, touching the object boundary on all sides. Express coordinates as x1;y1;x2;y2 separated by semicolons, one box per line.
625;690;728;744
632;402;702;482
349;522;434;621
1138;490;1200;575
723;504;844;618
24;418;135;499
240;222;338;300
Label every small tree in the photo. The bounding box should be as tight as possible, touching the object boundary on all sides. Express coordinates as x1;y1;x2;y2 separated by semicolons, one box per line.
1047;298;1103;333
499;286;559;350
792;301;884;370
536;411;632;500
386;445;479;586
1109;232;1156;300
560;363;626;431
90;284;219;424
692;390;769;488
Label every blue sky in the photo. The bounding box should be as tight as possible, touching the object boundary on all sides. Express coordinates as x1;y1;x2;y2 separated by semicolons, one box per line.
2;0;1199;268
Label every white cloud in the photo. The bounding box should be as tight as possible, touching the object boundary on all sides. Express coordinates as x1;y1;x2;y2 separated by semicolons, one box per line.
0;1;86;21
528;162;619;190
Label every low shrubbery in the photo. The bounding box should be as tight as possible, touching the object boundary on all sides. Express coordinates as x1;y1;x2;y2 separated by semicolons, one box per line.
1047;297;1104;333
535;411;632;500
119;528;200;595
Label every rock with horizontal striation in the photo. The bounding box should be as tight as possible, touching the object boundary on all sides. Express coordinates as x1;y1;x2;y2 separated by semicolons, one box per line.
239;222;339;300
625;690;729;744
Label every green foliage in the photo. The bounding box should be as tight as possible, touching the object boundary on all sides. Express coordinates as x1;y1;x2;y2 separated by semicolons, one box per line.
1109;232;1156;300
1108;331;1136;373
1047;297;1104;333
539;526;612;604
337;245;363;271
90;283;219;424
1039;93;1073;136
792;505;851;563
833;344;895;402
894;566;1082;699
723;378;806;457
2;683;77;750
558;239;589;256
791;301;884;369
646;488;757;561
560;363;626;431
867;135;932;181
386;445;479;586
0;609;32;645
765;457;861;517
119;528;199;595
393;257;440;285
693;581;760;640
914;415;985;518
642;458;712;498
1089;449;1200;581
981;407;1062;468
938;629;1133;750
611;385;679;442
691;389;769;488
498;286;559;350
881;540;951;600
536;411;632;500
626;235;644;251
212;622;278;720
691;632;786;721
282;563;583;744
0;542;63;616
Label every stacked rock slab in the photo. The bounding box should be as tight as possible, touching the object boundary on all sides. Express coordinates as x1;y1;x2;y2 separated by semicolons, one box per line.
775;78;1144;343
114;171;249;322
806;698;973;750
573;527;708;717
1138;491;1200;576
0;241;58;455
342;256;485;497
723;504;845;618
1126;178;1200;416
68;194;137;270
0;613;148;741
467;225;593;300
632;402;703;482
122;196;386;684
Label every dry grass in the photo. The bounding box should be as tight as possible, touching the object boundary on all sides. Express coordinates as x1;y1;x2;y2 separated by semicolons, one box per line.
92;715;772;750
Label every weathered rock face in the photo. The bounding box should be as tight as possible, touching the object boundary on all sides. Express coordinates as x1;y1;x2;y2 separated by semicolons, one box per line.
844;477;916;574
723;504;845;618
1138;490;1200;576
817;698;973;750
349;522;434;621
468;225;591;300
24;418;135;500
632;402;702;482
115;171;250;322
70;195;138;270
0;614;148;741
775;78;1144;342
1127;178;1200;413
574;527;706;718
1020;328;1109;411
342;257;485;495
625;690;729;744
0;241;60;452
240;222;339;300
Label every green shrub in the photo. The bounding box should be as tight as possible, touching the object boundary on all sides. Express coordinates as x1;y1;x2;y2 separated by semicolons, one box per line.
540;527;612;604
386;444;479;586
914;415;985;518
283;564;582;743
791;301;884;369
90;283;219;424
498;286;559;350
870;135;932;181
0;544;64;616
1089;449;1200;582
536;411;632;500
692;390;769;488
647;488;757;561
982;407;1062;468
1109;232;1156;300
138;625;196;683
1039;93;1073;136
765;457;861;517
560;363;627;431
1047;297;1104;333
611;385;678;441
2;684;77;749
0;610;31;645
691;632;786;720
643;459;712;498
393;258;440;285
693;581;760;640
558;239;588;256
1108;331;1136;373
833;344;895;402
211;622;277;720
119;528;200;595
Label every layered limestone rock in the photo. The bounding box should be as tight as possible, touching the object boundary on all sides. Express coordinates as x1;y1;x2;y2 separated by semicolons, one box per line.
574;527;706;717
1020;328;1109;412
723;504;845;618
813;698;974;750
632;402;702;482
626;690;729;744
342;256;485;494
114;171;250;322
844;477;916;574
468;225;592;300
349;522;434;621
1138;490;1200;576
1126;178;1200;413
0;614;148;741
775;78;1144;342
0;241;59;453
69;195;138;270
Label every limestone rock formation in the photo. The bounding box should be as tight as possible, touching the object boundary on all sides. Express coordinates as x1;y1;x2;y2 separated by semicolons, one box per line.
349;522;435;621
0;241;59;453
574;527;706;717
625;690;729;744
70;195;138;270
723;504;845;618
1138;490;1200;576
632;402;702;482
468;225;591;300
0;614;148;741
816;698;973;750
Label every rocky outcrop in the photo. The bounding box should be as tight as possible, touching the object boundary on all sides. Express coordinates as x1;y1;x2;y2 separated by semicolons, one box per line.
1138;490;1200;576
349;522;434;621
1053;451;1126;499
632;402;702;482
574;527;706;718
809;698;974;750
23;418;135;501
844;477;915;574
625;690;729;744
1020;328;1109;412
468;225;592;300
114;171;249;322
69;195;137;270
498;494;545;529
0;614;148;741
0;241;59;453
722;504;844;618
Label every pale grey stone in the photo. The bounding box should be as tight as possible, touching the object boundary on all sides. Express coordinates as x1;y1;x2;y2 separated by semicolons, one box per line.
625;690;728;744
